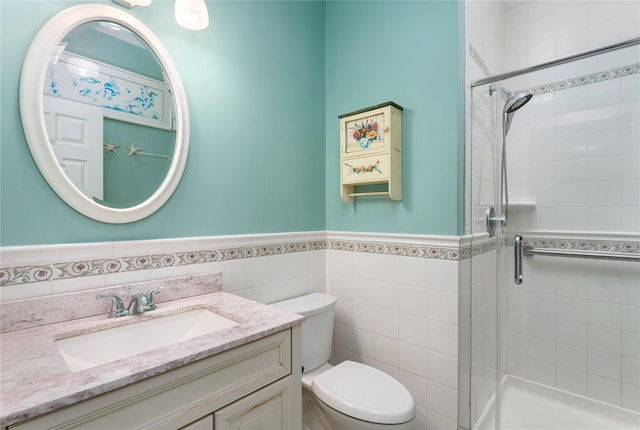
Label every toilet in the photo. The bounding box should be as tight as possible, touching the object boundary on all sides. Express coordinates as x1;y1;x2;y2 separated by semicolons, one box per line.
272;293;415;430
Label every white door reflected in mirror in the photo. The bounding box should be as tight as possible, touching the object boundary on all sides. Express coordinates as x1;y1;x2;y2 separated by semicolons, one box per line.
44;95;104;200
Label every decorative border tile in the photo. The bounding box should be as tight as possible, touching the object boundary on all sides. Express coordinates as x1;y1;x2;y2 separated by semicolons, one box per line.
527;62;640;95
469;43;491;77
327;239;466;260
2;234;636;288
0;240;327;287
471;238;497;257
522;237;640;254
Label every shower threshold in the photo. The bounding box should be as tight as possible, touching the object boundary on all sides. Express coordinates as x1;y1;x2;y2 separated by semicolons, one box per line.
475;375;639;430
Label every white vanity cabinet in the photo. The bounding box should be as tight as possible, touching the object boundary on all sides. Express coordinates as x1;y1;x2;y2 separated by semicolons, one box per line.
9;328;301;430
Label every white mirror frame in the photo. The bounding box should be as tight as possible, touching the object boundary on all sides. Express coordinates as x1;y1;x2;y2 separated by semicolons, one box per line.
20;4;189;223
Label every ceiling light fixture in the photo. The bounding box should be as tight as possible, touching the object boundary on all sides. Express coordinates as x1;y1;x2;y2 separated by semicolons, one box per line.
175;0;209;30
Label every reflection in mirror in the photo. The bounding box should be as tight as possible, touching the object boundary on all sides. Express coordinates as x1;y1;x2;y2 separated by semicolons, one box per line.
20;4;189;223
44;20;176;208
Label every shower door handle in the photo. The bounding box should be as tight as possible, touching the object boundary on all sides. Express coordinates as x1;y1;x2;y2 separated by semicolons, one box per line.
514;235;523;285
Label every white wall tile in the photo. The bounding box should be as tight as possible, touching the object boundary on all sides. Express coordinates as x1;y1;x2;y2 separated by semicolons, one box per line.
352;328;374;359
587;374;622;405
352;302;375;332
528;337;556;363
588;301;622;329
374;334;399;367
427;320;458;357
374;280;399;311
622;357;640;385
529;359;556;386
427;259;459;293
622;383;640;412
425;409;457;430
557;366;587;395
427;350;458;389
426;380;459;422
399;370;427;408
622;331;640;359
588;349;622;381
557;320;588;347
374;307;399;339
427;290;459;325
333;322;352;351
399;342;427;377
397;284;428;318
399;313;427;348
0;281;52;302
588;325;622;355
557;343;587;372
623;305;640;333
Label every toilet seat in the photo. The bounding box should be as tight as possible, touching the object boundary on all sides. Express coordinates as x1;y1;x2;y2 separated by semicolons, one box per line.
311;361;415;425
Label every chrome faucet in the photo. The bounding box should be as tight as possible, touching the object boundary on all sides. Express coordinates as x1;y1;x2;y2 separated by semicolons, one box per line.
96;285;166;318
127;293;147;315
142;285;166;311
96;294;128;318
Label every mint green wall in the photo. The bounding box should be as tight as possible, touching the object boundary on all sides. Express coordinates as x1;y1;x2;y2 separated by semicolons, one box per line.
324;1;465;235
102;119;174;208
0;0;326;246
0;0;464;247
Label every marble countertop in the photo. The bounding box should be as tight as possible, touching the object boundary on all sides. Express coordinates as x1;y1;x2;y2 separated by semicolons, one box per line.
0;290;304;427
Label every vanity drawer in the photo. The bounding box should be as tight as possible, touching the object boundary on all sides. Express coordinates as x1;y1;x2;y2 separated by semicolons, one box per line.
10;330;292;430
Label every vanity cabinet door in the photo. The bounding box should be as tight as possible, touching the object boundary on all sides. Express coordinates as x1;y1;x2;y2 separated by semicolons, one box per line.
214;376;293;430
180;414;214;430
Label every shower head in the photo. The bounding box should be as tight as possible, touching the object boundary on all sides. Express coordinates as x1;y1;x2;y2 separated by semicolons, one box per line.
504;90;533;113
501;88;533;135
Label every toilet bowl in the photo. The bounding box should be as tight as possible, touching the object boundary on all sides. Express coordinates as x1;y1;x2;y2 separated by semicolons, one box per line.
272;293;415;430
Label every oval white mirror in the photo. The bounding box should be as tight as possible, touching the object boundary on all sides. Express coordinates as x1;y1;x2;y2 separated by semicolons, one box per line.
20;4;189;223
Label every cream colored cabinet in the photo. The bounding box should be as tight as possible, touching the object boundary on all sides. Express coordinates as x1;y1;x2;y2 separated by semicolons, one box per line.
180;415;214;430
339;101;403;201
214;376;293;430
9;328;301;430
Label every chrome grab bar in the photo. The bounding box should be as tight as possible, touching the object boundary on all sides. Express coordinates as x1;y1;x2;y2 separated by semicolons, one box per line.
514;235;523;285
523;247;639;262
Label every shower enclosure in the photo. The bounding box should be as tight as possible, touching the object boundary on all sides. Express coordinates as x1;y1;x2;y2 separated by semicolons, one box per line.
463;37;640;429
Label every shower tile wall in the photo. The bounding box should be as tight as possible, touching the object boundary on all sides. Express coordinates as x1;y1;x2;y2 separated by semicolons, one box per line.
499;0;640;414
505;251;640;411
504;1;640;71
505;52;640;233
465;0;640;423
503;0;640;233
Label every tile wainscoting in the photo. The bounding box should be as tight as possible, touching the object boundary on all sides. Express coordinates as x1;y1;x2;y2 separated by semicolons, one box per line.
0;231;473;430
3;231;633;427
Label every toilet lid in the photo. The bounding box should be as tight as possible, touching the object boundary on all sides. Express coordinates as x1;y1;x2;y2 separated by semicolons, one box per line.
311;361;415;424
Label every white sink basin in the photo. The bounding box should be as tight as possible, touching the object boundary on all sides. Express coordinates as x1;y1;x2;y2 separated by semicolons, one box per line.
56;309;239;372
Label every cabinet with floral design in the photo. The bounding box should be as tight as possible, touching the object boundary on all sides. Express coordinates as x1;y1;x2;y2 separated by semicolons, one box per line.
339;102;402;202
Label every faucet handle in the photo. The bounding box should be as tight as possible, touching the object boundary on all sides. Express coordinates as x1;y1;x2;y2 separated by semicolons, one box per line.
143;285;166;311
96;294;128;318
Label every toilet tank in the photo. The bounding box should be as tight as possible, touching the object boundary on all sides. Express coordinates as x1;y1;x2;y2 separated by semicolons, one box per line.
271;293;337;372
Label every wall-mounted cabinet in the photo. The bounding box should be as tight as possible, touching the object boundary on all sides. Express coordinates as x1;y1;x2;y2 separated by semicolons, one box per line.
339;102;403;202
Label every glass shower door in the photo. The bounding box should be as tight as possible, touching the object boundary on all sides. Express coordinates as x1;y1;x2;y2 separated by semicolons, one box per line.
467;39;640;430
